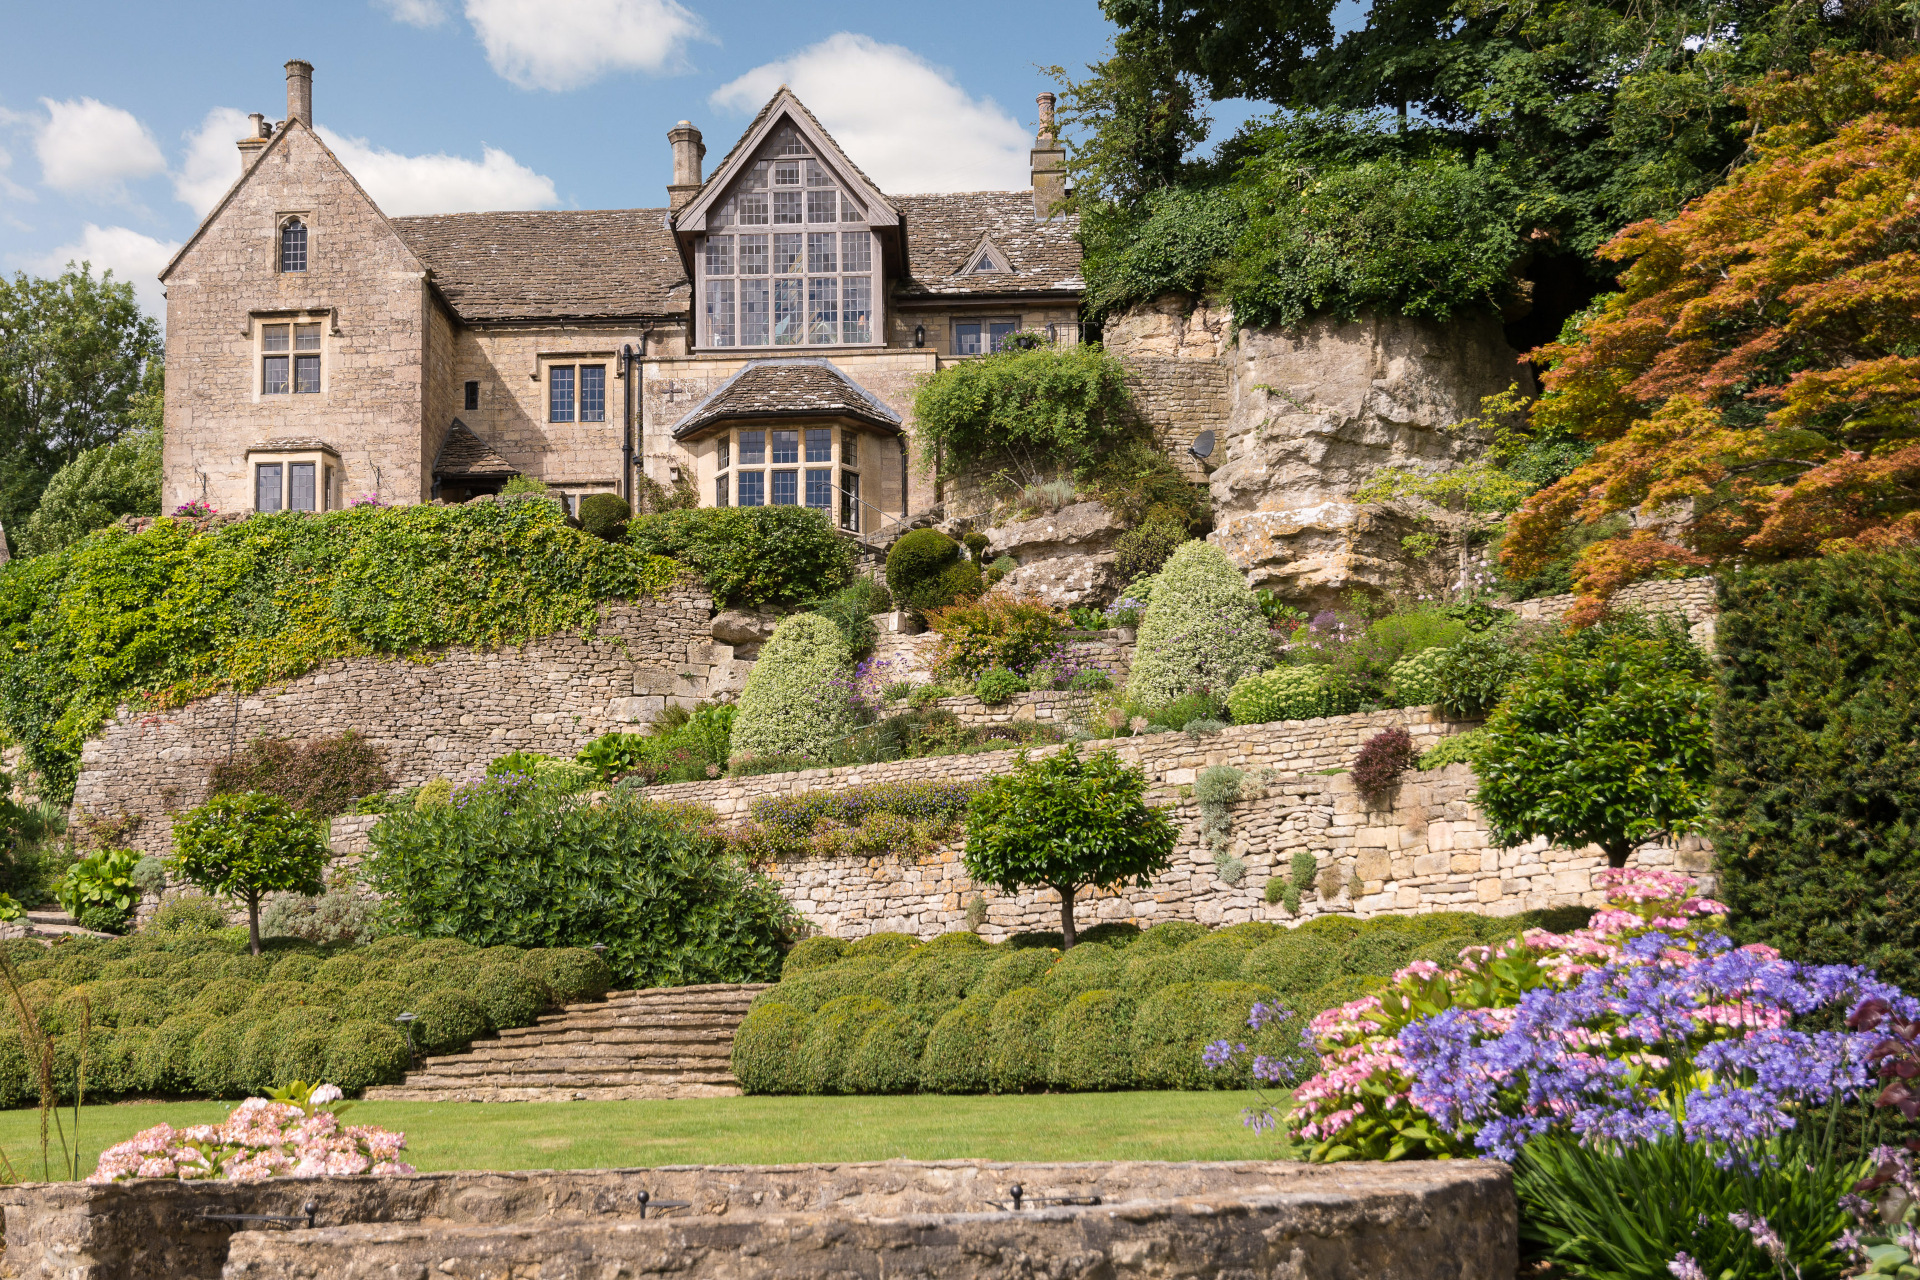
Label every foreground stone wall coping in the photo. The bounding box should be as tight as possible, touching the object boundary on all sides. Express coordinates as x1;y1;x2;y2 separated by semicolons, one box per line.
0;1159;1516;1280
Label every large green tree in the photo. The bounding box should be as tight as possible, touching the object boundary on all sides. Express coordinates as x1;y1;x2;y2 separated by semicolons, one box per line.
0;264;160;549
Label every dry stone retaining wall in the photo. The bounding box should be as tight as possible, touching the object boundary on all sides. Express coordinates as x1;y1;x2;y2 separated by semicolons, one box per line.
73;587;715;858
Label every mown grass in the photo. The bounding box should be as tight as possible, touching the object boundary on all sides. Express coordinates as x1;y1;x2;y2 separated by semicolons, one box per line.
0;1091;1294;1181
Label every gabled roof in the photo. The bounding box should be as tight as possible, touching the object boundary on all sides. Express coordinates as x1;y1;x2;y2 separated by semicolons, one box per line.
672;88;899;234
161;119;424;283
433;419;518;477
671;358;903;439
894;193;1083;297
392;210;688;323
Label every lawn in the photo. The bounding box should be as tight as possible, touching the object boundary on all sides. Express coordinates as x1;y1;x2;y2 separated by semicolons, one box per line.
0;1091;1294;1182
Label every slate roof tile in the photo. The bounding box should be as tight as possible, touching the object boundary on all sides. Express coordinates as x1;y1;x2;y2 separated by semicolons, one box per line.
895;193;1082;296
671;358;903;438
392;210;688;323
433;419;518;477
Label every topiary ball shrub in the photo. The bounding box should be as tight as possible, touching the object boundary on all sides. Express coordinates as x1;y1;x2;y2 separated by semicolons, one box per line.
273;1018;337;1087
731;1003;810;1093
843;1010;927;1094
193;978;253;1018
326;1019;411;1092
730;613;856;762
846;932;920;963
1126;541;1271;706
1042;944;1126;1001
799;995;892;1094
973;667;1024;706
472;965;550;1031
577;492;633;541
138;1013;212;1093
920;1006;993;1093
781;936;852;977
886;530;963;616
524;948;612;1006
151;895;230;934
414;989;489;1054
343;980;410;1024
754;958;888;1016
989;986;1055;1092
1351;727;1416;803
967;948;1058;1009
1049;989;1134;1091
1131;980;1281;1089
188;1018;248;1096
1385;646;1451;708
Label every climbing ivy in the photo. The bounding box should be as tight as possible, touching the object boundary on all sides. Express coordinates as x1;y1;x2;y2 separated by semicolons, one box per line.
0;498;680;801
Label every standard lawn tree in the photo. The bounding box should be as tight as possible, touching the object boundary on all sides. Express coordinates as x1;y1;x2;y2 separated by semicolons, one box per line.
170;791;327;954
962;745;1177;947
1472;618;1713;868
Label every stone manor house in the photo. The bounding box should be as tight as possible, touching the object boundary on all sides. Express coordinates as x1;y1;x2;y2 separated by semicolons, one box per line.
158;60;1084;533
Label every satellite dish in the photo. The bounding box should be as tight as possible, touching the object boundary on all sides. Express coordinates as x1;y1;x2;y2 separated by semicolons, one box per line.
1188;431;1216;460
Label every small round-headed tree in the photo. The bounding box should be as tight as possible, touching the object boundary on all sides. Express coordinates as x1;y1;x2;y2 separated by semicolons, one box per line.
1473;617;1713;868
962;745;1177;948
730;612;856;762
1125;540;1269;706
170;792;328;955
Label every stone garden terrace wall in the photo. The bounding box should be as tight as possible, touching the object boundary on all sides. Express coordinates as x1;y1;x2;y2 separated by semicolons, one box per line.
72;587;715;858
637;708;1712;942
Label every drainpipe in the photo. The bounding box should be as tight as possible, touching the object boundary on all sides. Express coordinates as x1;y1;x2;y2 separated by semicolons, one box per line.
620;335;644;503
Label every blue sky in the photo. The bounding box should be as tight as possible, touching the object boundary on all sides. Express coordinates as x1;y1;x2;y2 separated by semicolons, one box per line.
0;0;1268;318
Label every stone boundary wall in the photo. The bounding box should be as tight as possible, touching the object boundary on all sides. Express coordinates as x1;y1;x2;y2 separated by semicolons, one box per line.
1124;356;1232;482
0;1160;1515;1280
634;708;1710;941
1514;576;1719;646
74;588;715;858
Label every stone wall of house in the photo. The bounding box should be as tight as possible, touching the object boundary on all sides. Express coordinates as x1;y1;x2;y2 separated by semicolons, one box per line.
625;708;1709;941
73;586;716;858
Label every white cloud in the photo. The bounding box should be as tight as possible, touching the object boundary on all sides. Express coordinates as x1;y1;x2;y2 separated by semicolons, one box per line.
315;127;558;214
376;0;449;26
711;35;1030;193
29;224;180;315
464;0;707;91
0;143;32;204
174;107;254;218
34;97;167;196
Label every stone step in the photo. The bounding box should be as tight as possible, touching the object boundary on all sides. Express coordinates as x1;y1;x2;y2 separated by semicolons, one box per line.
497;1018;745;1042
392;1067;739;1089
361;1082;743;1102
428;1046;734;1071
489;1028;737;1050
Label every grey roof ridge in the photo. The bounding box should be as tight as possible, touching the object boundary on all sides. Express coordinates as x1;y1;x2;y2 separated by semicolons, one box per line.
670;355;903;438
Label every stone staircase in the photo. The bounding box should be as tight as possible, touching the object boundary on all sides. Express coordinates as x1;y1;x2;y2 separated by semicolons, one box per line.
363;982;770;1102
0;906;113;943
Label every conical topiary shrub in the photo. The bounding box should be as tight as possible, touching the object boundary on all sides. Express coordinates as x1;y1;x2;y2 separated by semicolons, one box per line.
1124;540;1270;706
730;612;856;762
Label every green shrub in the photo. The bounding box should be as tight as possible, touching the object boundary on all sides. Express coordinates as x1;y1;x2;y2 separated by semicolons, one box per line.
988;986;1055;1092
846;932;920;963
967;948;1059;1009
1432;627;1535;719
111;981;169;1028
1131;981;1280;1089
367;782;794;989
1417;729;1487;770
1337;927;1424;978
973;668;1024;705
314;955;371;989
1042;944;1127;1001
1385;646;1451;708
799;995;892;1094
1296;973;1388;1022
55;847;142;935
782;936;851;977
194;978;253;1017
730;613;856;761
93;1030;149;1096
910;346;1137;492
272;1018;336;1087
932;561;985;610
188;1018;248;1096
1240;932;1348;996
472;965;549;1031
343;980;409;1024
1126;542;1270;706
1113;519;1189;586
730;1003;810;1094
627;506;851;609
577;493;632;541
757;958;890;1015
1409;933;1484;967
415;989;489;1054
1134;920;1207;953
326;1019;411;1093
1049;989;1134;1090
925;596;1062;679
1715;552;1920;992
920;1006;994;1093
524;948;612;1005
0;1036;31;1108
887;530;961;606
843;1011;927;1094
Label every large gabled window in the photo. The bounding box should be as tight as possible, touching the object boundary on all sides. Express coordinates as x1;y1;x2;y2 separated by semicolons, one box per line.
700;124;878;349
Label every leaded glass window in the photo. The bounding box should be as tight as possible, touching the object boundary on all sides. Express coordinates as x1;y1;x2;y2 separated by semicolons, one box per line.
549;366;575;422
256;464;282;512
290;462;316;512
696;124;879;347
280;219;307;272
806;429;832;462
771;430;799;464
580;365;606;421
806;468;832;510
771;469;798;506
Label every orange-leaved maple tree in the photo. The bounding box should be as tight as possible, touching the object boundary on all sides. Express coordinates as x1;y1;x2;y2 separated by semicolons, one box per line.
1504;52;1920;619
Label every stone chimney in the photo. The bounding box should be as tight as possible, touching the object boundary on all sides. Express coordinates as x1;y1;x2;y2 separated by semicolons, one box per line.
237;113;271;172
285;59;313;127
667;121;706;210
1031;92;1066;217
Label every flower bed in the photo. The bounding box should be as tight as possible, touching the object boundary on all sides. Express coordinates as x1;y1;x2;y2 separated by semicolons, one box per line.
90;1083;414;1183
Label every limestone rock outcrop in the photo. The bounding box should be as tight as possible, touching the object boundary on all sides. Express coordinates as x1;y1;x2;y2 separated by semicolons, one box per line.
1206;310;1533;608
988;553;1118;608
978;500;1127;607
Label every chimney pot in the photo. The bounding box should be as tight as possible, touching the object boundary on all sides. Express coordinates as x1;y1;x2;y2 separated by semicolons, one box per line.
238;112;272;173
285;59;313;126
667;121;706;211
1037;92;1057;140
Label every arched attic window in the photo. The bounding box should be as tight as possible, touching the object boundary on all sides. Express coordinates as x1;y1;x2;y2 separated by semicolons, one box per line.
280;218;308;273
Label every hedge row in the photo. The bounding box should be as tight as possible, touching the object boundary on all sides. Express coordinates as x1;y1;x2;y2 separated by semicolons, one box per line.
0;931;611;1107
731;906;1589;1095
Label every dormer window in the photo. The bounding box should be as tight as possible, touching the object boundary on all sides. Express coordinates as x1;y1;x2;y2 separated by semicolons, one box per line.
280;218;308;272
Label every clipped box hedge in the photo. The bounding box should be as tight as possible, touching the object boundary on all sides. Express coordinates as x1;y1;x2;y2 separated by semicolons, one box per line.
730;906;1591;1095
0;931;612;1107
